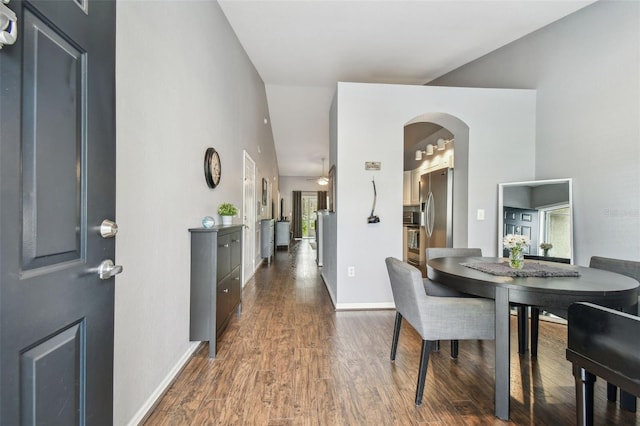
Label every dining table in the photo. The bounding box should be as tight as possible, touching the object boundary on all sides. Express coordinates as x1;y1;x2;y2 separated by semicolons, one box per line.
427;256;639;421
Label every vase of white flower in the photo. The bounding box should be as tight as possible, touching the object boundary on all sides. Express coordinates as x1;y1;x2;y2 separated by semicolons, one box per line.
540;242;553;257
503;234;530;269
509;247;524;269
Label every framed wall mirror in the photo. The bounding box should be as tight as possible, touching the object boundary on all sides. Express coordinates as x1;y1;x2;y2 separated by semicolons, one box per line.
498;178;573;264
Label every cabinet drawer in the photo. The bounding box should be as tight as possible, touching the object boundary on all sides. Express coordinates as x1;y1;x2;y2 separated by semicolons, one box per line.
229;266;241;309
216;233;231;281
216;275;233;334
230;231;242;269
216;267;241;333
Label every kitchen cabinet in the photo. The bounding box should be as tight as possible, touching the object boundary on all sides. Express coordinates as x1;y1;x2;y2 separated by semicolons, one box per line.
403;171;412;205
403;169;422;206
260;219;274;263
275;220;290;249
411;169;421;205
189;225;243;358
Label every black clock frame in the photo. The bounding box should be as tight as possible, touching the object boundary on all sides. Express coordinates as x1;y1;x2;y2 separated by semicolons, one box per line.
204;147;221;188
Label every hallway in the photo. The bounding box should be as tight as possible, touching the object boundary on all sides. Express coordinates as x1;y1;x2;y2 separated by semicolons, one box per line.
144;241;638;425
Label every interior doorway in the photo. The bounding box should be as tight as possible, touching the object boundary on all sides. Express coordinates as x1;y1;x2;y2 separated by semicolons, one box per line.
301;192;317;239
404;113;471;250
541;205;571;258
243;151;256;285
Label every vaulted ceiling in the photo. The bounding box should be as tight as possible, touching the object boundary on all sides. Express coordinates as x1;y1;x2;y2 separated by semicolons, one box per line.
218;0;595;177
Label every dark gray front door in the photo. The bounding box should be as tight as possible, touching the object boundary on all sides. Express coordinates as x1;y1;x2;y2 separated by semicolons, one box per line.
503;206;539;256
0;0;117;423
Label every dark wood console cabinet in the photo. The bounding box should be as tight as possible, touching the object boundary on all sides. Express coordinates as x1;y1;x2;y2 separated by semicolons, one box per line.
189;225;243;358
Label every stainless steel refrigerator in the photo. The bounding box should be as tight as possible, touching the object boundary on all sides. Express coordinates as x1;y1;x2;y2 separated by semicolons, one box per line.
419;168;454;275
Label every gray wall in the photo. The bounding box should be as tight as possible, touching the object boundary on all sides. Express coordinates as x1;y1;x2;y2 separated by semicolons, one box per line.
330;83;536;308
114;2;278;424
430;0;640;265
504;183;569;209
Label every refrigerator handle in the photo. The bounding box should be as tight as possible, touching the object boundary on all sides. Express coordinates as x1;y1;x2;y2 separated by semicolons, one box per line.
426;192;435;237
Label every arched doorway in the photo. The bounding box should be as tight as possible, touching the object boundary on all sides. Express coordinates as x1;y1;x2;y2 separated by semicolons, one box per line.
403;113;470;249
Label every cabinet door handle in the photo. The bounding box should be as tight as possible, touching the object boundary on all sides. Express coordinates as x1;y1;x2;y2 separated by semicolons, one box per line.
221;288;229;293
219;243;229;248
234;277;240;281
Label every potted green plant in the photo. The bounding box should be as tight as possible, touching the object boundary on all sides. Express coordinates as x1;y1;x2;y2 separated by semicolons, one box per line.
218;203;238;226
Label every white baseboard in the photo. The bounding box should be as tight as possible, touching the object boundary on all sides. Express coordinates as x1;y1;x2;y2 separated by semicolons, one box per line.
335;302;395;311
319;272;394;311
127;341;201;426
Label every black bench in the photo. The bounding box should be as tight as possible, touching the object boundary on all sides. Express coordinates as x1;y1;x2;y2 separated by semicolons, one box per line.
566;302;640;426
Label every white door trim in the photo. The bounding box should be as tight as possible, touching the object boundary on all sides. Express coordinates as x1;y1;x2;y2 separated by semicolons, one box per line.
242;151;256;285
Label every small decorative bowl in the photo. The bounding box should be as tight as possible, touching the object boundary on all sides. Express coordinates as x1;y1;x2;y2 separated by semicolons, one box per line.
202;216;216;229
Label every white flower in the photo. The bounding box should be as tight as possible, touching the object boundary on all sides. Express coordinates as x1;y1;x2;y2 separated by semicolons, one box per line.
503;234;530;249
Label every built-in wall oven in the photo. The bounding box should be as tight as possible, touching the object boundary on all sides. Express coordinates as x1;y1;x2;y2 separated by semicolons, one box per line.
403;211;422;268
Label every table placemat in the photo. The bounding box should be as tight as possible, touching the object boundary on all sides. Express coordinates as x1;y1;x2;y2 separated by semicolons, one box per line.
460;261;580;277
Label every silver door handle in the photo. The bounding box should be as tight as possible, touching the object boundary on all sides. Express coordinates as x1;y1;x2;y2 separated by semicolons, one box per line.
0;2;17;49
98;259;123;280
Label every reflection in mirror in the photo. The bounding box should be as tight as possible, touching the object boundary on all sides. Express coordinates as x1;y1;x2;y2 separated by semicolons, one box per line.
498;178;573;264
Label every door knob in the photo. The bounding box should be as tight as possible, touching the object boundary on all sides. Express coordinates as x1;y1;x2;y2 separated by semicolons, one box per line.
100;219;118;238
0;2;17;49
98;259;123;280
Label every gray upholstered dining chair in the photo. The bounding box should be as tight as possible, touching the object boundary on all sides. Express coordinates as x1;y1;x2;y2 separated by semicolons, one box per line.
385;257;495;405
424;248;483;357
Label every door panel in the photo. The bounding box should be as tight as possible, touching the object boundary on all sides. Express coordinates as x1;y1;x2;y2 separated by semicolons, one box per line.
21;322;85;424
0;0;116;424
22;9;85;270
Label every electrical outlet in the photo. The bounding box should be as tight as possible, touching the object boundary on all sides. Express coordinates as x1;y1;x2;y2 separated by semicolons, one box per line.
347;266;355;277
477;209;485;221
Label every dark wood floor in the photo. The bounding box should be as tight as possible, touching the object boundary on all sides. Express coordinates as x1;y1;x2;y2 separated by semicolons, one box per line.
144;240;639;425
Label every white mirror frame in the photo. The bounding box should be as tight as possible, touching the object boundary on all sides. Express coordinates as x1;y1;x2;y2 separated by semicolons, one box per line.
498;178;574;264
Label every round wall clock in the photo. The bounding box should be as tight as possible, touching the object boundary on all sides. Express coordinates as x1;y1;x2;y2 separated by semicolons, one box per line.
204;147;221;188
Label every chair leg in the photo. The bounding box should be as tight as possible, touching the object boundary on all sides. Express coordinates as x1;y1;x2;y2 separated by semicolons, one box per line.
415;340;432;406
517;305;528;354
451;340;458;359
573;365;595;426
390;312;402;361
531;307;540;357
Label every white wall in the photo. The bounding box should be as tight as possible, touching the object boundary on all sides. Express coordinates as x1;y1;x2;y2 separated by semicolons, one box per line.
279;176;326;221
329;83;536;308
430;0;640;265
114;2;278;424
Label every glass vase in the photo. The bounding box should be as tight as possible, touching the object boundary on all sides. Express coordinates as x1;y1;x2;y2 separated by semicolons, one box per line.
509;248;524;269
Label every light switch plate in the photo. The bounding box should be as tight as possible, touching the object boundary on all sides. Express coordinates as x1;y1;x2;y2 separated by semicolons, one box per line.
477;209;485;221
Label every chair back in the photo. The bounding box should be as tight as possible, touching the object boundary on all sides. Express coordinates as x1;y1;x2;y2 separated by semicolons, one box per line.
427;247;482;261
589;256;640;284
385;257;431;337
386;257;495;340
